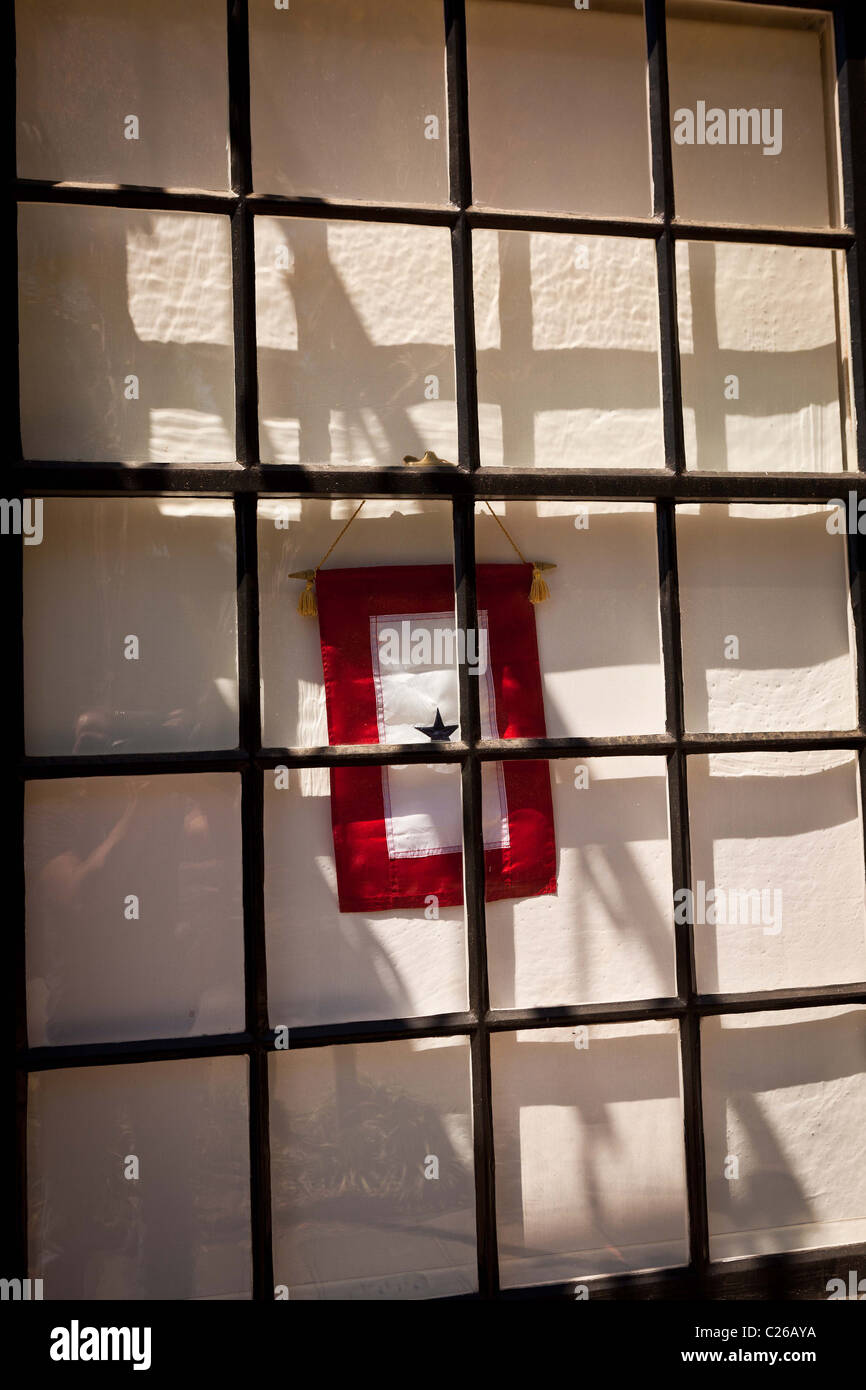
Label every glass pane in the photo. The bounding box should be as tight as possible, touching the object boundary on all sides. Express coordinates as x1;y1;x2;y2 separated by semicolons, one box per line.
676;242;854;473
256;218;456;466
474;230;664;469
24;499;239;755
18;204;235;463
270;1040;476;1299
487;757;675;1010
25;774;244;1046
476;502;666;737
16;0;231;190
249;0;448;204
492;1022;688;1287
677;504;856;734
668;1;840;228
259;498;456;747
702;1007;866;1260
467;0;651;217
28;1057;251;1300
264;767;469;1029
689;752;866;995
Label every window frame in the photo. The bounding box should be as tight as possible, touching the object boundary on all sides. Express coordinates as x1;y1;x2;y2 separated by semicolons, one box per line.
7;0;866;1301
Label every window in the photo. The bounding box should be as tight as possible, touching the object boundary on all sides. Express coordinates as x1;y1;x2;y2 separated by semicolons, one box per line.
10;0;866;1303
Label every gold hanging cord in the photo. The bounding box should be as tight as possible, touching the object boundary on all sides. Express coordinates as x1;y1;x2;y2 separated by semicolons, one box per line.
289;500;366;617
290;497;554;617
481;501;555;605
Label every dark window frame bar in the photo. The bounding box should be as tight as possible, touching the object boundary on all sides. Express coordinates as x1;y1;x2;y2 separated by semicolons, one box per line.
8;0;866;1302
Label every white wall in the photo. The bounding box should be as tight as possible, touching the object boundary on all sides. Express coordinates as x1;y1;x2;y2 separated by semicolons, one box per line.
702;1006;866;1260
18;205;235;463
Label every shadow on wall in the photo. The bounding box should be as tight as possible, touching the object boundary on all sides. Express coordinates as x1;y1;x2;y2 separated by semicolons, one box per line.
19;214;847;471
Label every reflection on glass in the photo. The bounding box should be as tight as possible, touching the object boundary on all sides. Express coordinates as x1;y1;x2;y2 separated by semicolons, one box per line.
249;0;448;204
702;1007;866;1259
26;774;244;1046
28;1057;251;1300
676;243;853;472
16;0;231;190
270;1040;476;1300
255;218;456;466
467;0;651;217
473;231;664;469
677;504;856;733
18;204;235;463
492;1023;688;1287
24;499;239;755
667;1;840;228
689;752;866;995
486;758;676;1011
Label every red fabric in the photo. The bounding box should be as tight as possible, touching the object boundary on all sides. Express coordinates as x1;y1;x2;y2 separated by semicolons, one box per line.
316;564;557;912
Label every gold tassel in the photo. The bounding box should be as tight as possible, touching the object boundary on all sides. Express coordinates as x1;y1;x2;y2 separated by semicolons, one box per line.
529;563;553;604
291;570;318;617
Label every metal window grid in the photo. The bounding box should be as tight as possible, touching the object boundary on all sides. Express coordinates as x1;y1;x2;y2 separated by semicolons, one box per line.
6;0;866;1301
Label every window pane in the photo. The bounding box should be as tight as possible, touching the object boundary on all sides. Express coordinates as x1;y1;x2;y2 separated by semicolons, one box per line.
259;498;455;747
467;0;651;217
28;1057;251;1300
249;0;448;204
16;0;231;191
676;243;854;473
476;502;666;737
270;1040;476;1299
689;752;866;995
677;504;856;734
702;1007;866;1260
474;230;664;469
25;774;244;1046
18;204;235;463
668;1;840;229
24;499;238;755
256;219;456;466
487;758;676;1010
264;768;469;1029
492;1022;688;1287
